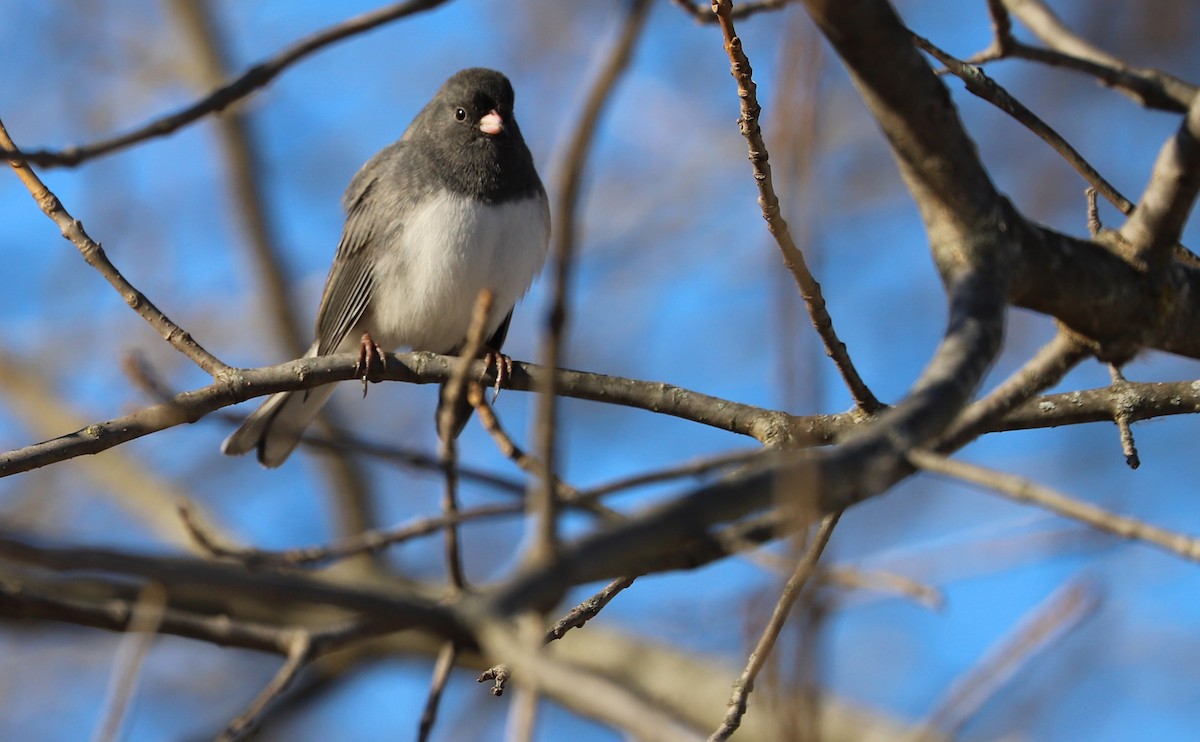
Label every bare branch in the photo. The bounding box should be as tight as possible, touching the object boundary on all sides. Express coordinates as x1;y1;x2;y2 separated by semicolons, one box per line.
714;0;881;413
1118;93;1200;270
710;511;840;740
0;118;229;375
909;450;1200;563
0;0;452;167
914;34;1135;216
218;631;312;741
1001;0;1197;112
417;641;458;742
534;0;653;567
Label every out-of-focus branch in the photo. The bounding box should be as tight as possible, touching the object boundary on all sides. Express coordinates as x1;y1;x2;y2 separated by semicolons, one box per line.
165;0;380;547
1;0;453;167
534;0;653;567
909;450;1200;563
0;531;471;638
1000;0;1197;113
918;578;1099;738
711;511;840;740
93;583;167;742
0;354;234;548
1;118;229;375
219;631;312;742
714;0;880;414
1118;93;1200;270
179;499;523;569
935;329;1090;452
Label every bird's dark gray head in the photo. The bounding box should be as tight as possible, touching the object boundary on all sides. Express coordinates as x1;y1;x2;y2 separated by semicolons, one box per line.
408;68;542;203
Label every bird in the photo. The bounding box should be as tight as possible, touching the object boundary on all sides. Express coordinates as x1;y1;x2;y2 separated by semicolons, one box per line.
222;67;550;467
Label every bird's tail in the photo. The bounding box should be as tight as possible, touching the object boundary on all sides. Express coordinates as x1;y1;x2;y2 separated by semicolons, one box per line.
222;342;334;467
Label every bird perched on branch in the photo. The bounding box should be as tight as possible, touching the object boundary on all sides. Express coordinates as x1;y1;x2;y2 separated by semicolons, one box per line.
223;67;550;467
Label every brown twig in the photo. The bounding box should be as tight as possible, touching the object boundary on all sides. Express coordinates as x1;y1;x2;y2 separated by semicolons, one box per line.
710;511;841;740
672;0;795;22
534;0;653;567
218;630;312;741
417;641;458;742
0;353;800;479
545;575;638;642
913;34;1135;217
0;118;229;375
713;0;880;413
574;448;764;503
478;575;640;697
1;0;451;167
468;384;622;522
437;289;495;591
909;450;1200;562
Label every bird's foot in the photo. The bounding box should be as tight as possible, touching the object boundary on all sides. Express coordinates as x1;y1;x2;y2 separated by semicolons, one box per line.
354;332;387;397
481;349;513;402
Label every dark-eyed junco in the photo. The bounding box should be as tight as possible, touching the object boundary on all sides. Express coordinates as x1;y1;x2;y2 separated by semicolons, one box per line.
223;68;550;467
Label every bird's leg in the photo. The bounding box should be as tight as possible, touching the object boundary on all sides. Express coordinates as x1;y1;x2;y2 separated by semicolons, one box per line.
480;347;513;402
354;331;387;397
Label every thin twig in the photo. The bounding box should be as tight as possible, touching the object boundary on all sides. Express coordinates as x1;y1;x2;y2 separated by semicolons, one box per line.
437;289;495;591
713;0;880;413
909;450;1200;562
821;566;944;610
92;583;167;742
574;448;764;503
417;641;458;742
1000;0;1196;113
1;0;451;167
913;34;1135;217
919;578;1098;737
710;511;842;741
0;118;229;375
1107;365;1140;469
545;576;638;642
534;0;653;567
218;631;312;741
671;0;795;22
1086;187;1101;237
478;575;640;697
178;499;522;568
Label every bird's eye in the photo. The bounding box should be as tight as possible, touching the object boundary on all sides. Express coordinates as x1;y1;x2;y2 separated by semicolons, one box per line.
454;107;467;121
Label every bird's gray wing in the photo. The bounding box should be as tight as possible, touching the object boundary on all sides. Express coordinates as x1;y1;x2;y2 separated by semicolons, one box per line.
313;173;382;357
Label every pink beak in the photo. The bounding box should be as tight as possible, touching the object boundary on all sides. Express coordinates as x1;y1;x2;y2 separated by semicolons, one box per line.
479;110;504;136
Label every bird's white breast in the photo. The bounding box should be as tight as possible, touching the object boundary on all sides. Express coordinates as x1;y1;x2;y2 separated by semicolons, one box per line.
366;191;549;353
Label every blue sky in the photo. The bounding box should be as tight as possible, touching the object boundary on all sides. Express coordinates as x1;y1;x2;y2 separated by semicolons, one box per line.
2;1;1200;739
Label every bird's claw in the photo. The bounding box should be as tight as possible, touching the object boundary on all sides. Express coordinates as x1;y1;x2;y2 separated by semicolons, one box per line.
354;332;387;397
481;350;513;402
